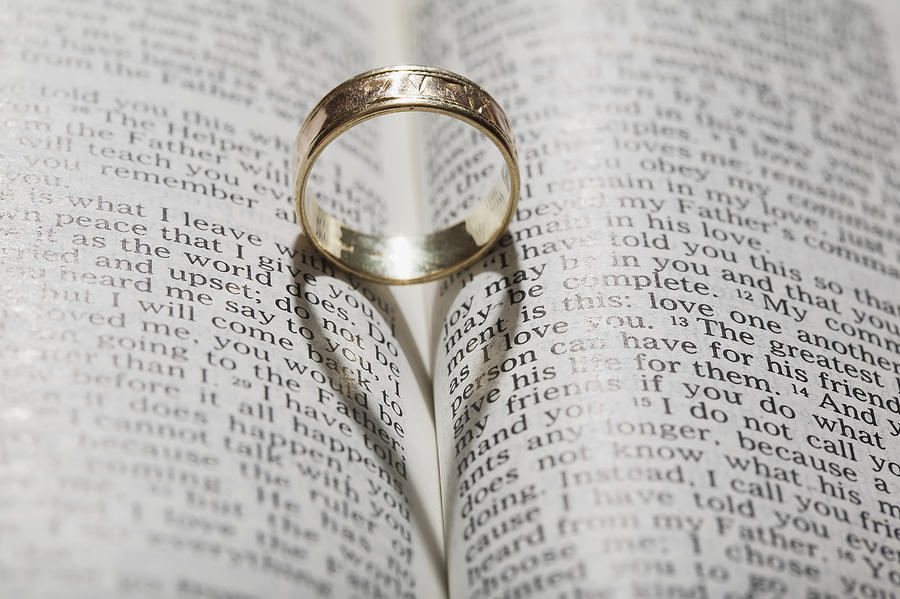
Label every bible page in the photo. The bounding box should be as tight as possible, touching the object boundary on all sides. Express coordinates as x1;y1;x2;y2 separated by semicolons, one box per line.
0;1;445;597
417;0;900;597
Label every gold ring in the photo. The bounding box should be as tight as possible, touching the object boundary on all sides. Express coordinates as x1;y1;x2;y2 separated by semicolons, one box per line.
293;65;520;285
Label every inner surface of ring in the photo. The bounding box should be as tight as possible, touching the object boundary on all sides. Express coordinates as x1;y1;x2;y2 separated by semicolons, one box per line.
305;162;512;283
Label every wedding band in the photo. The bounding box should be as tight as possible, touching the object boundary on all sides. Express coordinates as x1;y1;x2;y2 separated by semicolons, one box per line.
293;65;520;285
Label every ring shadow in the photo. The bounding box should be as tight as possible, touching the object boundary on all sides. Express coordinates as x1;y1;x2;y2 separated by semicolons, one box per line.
426;240;523;545
289;233;446;590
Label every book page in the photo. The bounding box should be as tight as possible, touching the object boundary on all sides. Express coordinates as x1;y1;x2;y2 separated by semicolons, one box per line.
0;1;445;597
417;0;900;596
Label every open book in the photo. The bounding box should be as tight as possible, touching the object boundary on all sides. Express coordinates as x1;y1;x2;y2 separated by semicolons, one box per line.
4;0;900;596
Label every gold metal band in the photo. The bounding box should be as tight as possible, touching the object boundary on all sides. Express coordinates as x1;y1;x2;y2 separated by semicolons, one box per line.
293;65;520;285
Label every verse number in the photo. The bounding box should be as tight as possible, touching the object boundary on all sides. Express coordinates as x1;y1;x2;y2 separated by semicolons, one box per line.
735;289;753;301
670;315;689;327
231;376;252;389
